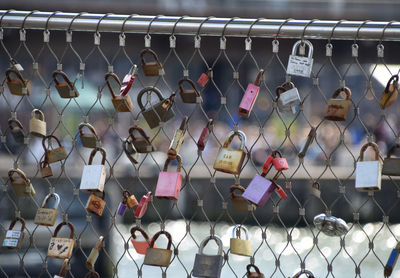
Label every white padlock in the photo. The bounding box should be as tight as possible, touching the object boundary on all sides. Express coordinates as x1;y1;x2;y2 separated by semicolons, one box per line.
80;148;107;193
355;142;382;191
276;82;301;114
286;40;314;78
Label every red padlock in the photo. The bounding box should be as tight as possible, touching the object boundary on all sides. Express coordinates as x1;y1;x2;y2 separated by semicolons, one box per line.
197;69;211;88
120;65;137;96
262;155;274;174
274;184;287;199
134;192;151;218
272;151;289;171
130;226;155;255
197;119;214;151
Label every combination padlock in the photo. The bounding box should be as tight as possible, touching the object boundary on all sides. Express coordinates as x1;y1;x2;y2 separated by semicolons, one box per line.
47;221;75;259
286;40;314;78
8;119;25;144
6;68;31;96
197;119;214;151
276;82;300;114
168;117;187;159
105;72;134;112
325;87;352;121
53;70;79;98
214;130;246;175
178;78;202;103
80;147;107;192
42;135;68;163
380;74;399;109
238;69;264;117
29;109;46;138
86;191;106;217
34;193;60;226
355;142;382;191
155;155;183;200
140;48;162;76
2;217;25;249
79;122;100;149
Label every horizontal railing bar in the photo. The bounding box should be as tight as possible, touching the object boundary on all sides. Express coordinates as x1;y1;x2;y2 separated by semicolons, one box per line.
0;10;400;41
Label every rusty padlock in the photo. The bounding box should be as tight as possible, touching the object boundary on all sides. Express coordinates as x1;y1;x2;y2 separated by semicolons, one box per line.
29;109;47;138
213;130;246;175
40;157;53;178
8;168;36;197
178;78;202;103
197;119;214;151
155;155;183;200
276;82;300;114
130;226;153;255
230;225;251;257
380;75;399;109
140;48;162;76
53;70;79;98
128;125;155;153
192;235;224;278
47;221;75;259
105;72;134;112
8;118;25;144
80;147;107;192
79;122;100;149
143;230;173;267
2;217;25;249
137;87;175;129
54;259;69;278
6;68;31;96
86;191;106;216
86;236;104;270
355;142;382;191
325;87;352;121
238;69;264;117
292;270;315;278
246;264;265;278
42;135;68;163
230;185;256;212
34;193;60;226
383;144;400;176
168;117;187;159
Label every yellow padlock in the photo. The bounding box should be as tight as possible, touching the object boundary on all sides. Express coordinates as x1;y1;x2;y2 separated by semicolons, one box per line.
42;135;68;163
230;225;251;257
143;230;173;267
380;74;399;109
214;130;246;175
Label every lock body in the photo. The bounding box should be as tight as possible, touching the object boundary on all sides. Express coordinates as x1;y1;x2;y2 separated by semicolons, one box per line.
132;138;154;153
239;83;259;117
325;99;351;121
155;172;182;200
34;208;58;226
11;179;36;197
197;73;210;87
86;194;106;216
273;157;289;171
143;248;172;267
242;175;275;207
382;157;400;176
142;101;174;129
7;80;31;96
193;254;224;278
117;202;127;216
143;62;161;76
81;134;97;148
80;165;106;192
287;55;313;78
278;87;300;113
40;163;53;178
55;82;79;98
180;89;200;103
214;148;245;175
134;192;151;218
47;147;68;163
127;195;138;208
197;126;211;151
131;235;152;255
112;95;134;112
380;83;398;109
230;186;255;212
355;161;382;191
2;230;24;249
47;237;74;259
30;118;46;138
230;238;251;257
11;128;25;144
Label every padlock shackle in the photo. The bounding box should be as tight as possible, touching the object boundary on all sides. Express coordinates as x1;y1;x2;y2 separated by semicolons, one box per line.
178;78;200;96
332;86;351;100
292;269;315;278
384;74;399;94
253;69;265;86
104;72;121;98
79;122;99;139
88;147;107;165
40;156;51;168
41;192;60;209
52;70;74;87
229;185;245;199
223;130;246;150
84;271;100;278
137;86;164;111
232;225;249;240
58;259;69;277
271;150;283;158
140;48;161;66
312;182;320;190
359;142;380;162
53;221;75;239
130;226;150;241
198;235;223;255
42;135;63;152
275;82;295;99
149;230;172;250
291;39;314;58
128;125;151;142
5;68;27;85
8;168;29;184
8;216;26;231
8;118;24;130
386;144;400;158
122;190;131;203
246;264;262;275
163;154;182;172
31;109;45;121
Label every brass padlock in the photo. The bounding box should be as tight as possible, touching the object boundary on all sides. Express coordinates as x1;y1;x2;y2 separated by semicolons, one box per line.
2;217;25;249
86;191;106;216
325;87;352;121
292;270;315;278
80;147;107;192
192;235;224;278
8;118;25;144
143;230;173;267
380;75;399;109
40;157;53;178
125;190;138;209
230;225;251;257
34;193;60;226
140;48;162;76
29;109;47;138
6;68;31;96
230;185;256;212
168;116;188;159
105;72;134;112
8;168;36;197
79;122;100;148
86;236;104;270
47;221;75;259
214;130;246;175
53;70;79;98
383;144;400;176
178;78;202;103
246;264;265;278
137;87;175;129
42;135;68;163
128;125;155;153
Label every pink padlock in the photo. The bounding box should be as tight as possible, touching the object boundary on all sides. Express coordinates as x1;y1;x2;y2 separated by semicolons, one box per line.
130;226;155;255
134;192;151;218
272;151;289;171
120;65;137;96
238;69;264;118
155;155;183;200
197;70;211;88
197;119;214;151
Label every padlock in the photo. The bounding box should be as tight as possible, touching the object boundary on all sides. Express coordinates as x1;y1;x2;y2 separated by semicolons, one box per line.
286;40;314;78
230;185;256;212
47;221;75;259
123;138;139;164
34;193;60;226
84;271;100;278
126;191;138;209
325;87;352;121
271;151;289;171
80;147;107;192
178;78;202;103
298;127;316;158
79;122;100;149
140;48;162;76
40;158;53;178
192;235;224;278
137;86;175;129
120;65;137;96
197;119;214;151
128;125;155;153
292;270;315;278
2;217;25;249
384;242;400;277
313;213;349;237
29;109;47;138
42;135;68;163
6;68;31;96
8;168;36;197
143;230;173;267
230;225;251;257
130;226;154;255
117;190;138;216
53;70;79;98
8;119;25;144
311;182;321;198
54;259;69;278
86;191;106;216
197;70;211;88
168;117;187;159
238;69;264;117
380;74;399;109
276;82;301;114
382;144;400;176
355;142;382;191
155;155;183;200
246;264;265;278
213;130;246;175
134;192;151;218
105;72;134;112
86;236;104;270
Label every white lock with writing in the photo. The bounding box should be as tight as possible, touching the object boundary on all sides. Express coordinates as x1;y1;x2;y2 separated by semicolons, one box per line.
286;40;314;78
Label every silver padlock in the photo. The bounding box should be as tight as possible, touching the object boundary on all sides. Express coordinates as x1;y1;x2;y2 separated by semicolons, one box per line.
286;40;314;78
276;82;300;114
192;235;224;278
313;213;349;237
355;142;382;191
79;148;107;192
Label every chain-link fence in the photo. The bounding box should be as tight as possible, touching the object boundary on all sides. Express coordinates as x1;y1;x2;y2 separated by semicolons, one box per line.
0;10;400;278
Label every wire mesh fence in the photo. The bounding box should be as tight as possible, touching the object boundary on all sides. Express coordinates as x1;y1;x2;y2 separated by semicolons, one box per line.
0;10;400;278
